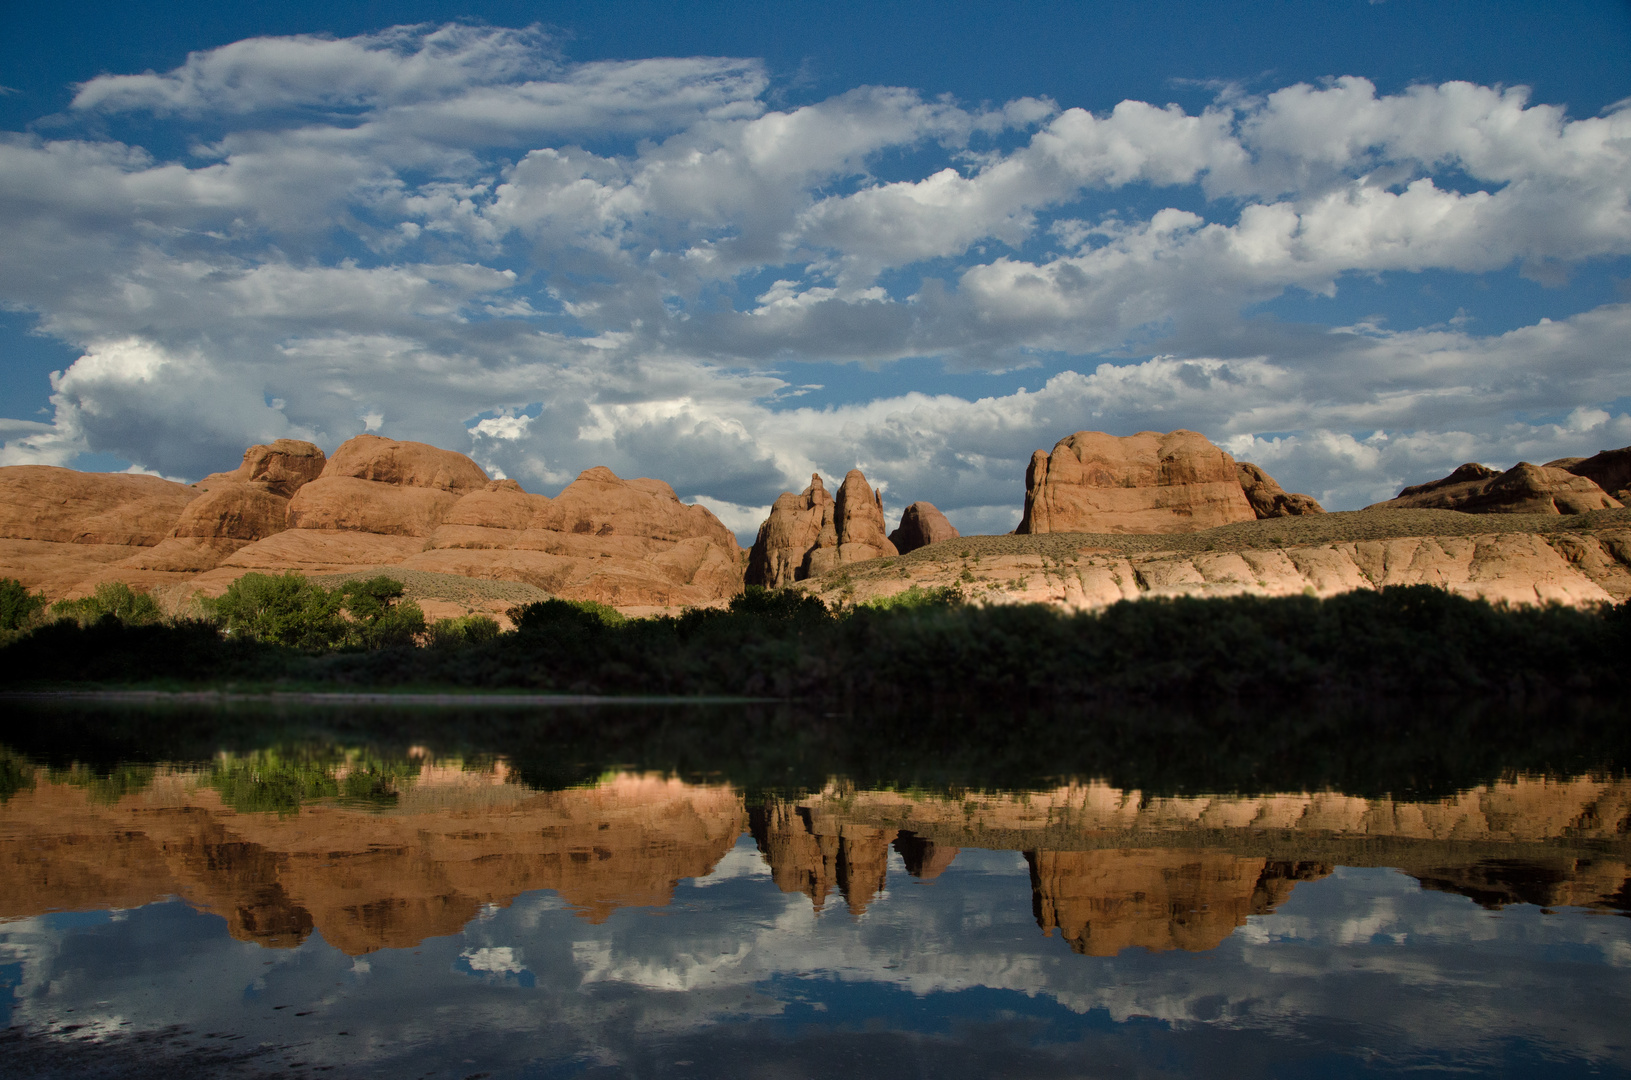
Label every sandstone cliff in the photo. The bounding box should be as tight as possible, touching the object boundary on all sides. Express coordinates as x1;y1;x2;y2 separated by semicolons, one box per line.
1017;430;1260;535
1369;460;1622;514
0;436;743;614
745;468;897;587
792;508;1631;611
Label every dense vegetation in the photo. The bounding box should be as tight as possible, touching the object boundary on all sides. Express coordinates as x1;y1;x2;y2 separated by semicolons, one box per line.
0;573;1626;706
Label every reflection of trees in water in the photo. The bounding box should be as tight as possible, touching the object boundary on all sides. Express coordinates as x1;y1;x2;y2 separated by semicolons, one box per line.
208;745;424;815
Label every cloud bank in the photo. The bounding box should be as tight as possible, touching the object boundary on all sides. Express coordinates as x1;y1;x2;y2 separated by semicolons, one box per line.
3;24;1628;537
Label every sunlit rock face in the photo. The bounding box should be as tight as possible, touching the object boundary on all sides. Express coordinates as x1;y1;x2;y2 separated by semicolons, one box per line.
1026;850;1333;955
793;523;1631;610
0;466;203;597
0;436;743;613
196;439;329;499
408;466;745;611
1018;430;1258;535
1369;460;1623;514
745;469;898;588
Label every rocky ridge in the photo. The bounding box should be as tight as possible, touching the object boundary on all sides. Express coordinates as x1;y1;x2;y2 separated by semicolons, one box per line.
0;435;743;616
792;507;1631;611
1368;460;1623;515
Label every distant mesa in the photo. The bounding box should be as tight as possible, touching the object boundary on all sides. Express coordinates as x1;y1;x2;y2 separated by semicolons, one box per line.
1368;460;1623;515
1016;429;1322;535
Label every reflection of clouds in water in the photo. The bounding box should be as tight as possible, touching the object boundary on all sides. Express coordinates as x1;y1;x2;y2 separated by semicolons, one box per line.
461;946;524;975
686;840;772;887
1;853;1628;1076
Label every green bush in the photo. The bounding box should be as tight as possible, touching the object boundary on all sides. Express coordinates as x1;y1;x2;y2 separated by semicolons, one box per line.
858;584;963;612
338;575;425;649
207;572;424;650
49;582;163;627
0;578;46;633
509;597;627;632
427;614;502;648
728;586;831;621
207;571;347;649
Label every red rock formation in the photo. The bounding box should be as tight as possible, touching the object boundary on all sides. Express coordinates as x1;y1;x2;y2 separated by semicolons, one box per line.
1369;461;1622;514
1235;462;1325;518
0;466;199;547
0;467;202;594
1026;849;1332;956
1551;446;1631;503
746;469;898;587
319;433;489;493
836;469;898;565
287;477;463;537
745;475;838;588
1017;430;1258;535
888;501;960;555
196;439;326;498
408;466;744;610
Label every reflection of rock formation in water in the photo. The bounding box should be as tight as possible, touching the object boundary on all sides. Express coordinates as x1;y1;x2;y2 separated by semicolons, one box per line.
3;768;1629;957
0;770;744;955
894;830;958;880
1026;850;1331;955
747;803;897;914
1413;857;1631;912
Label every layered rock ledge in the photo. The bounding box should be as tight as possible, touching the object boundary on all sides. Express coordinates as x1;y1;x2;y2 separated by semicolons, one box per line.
791;507;1631;610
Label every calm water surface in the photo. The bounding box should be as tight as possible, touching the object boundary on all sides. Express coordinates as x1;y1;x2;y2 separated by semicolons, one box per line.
1;700;1627;1078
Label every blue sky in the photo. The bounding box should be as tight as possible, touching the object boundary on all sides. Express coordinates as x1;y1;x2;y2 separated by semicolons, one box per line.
2;1;1629;537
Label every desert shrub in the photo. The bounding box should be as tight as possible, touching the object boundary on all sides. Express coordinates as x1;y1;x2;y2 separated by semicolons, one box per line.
858;584;964;612
728;586;832;622
0;578;46;632
427;614;502;648
207;571;347;650
48;762;156;805
338;576;425;649
49;582;163;627
0;746;35;803
508;597;627;632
